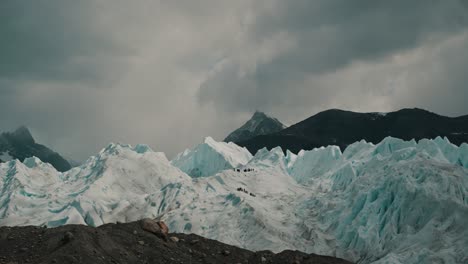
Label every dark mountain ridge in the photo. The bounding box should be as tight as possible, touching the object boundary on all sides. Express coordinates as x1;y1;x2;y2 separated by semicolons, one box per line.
224;111;286;143
0;126;71;172
236;108;468;154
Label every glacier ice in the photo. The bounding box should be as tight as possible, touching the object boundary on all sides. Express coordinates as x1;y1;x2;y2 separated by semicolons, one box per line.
1;136;468;264
171;137;253;177
0;143;193;227
289;145;343;185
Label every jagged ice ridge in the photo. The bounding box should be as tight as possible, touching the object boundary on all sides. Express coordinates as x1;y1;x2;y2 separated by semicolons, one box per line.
0;137;467;264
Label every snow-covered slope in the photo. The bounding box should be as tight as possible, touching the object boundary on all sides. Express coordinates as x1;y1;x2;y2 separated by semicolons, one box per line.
171;137;252;177
1;137;468;264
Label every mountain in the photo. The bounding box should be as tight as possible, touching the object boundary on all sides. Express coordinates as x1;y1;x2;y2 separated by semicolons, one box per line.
1;137;468;263
171;137;253;177
237;108;468;154
0;126;71;172
224;111;287;143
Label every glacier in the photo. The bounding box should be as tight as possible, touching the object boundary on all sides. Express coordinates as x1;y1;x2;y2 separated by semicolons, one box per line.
0;136;468;264
171;137;252;177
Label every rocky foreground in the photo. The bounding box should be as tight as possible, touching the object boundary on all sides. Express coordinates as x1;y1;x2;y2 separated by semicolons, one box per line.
0;219;350;264
0;219;352;264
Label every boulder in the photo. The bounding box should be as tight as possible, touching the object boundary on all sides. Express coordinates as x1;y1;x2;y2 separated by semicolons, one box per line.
157;221;169;236
62;231;74;243
140;218;169;239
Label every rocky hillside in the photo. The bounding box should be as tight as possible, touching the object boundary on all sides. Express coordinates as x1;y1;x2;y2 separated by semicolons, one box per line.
238;108;468;154
225;111;286;143
0;219;352;264
0;126;71;172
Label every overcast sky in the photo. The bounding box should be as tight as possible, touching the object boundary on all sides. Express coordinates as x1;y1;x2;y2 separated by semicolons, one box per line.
1;0;468;161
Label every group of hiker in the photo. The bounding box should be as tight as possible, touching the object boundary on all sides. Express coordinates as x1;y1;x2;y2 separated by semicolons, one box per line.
233;168;256;197
233;168;255;173
236;187;256;197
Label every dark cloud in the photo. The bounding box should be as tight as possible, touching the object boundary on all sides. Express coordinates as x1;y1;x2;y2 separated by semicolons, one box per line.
389;31;468;116
198;0;468;116
258;0;467;70
0;1;467;161
0;1;250;160
0;1;128;81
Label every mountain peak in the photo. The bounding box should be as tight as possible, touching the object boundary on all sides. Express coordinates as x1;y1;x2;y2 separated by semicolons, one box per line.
0;126;71;172
224;111;286;143
252;111;267;118
11;126;35;144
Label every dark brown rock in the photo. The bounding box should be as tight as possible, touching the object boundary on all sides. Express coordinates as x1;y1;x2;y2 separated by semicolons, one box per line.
62;231;74;243
140;218;168;239
0;221;353;264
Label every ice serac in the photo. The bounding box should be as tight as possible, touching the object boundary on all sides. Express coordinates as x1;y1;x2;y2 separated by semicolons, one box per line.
165;145;307;253
171;137;253;177
297;137;468;263
1;136;468;264
0;143;194;227
289;145;343;185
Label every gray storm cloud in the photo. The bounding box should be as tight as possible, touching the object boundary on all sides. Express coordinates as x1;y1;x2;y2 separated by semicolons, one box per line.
199;0;468;120
0;0;467;161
